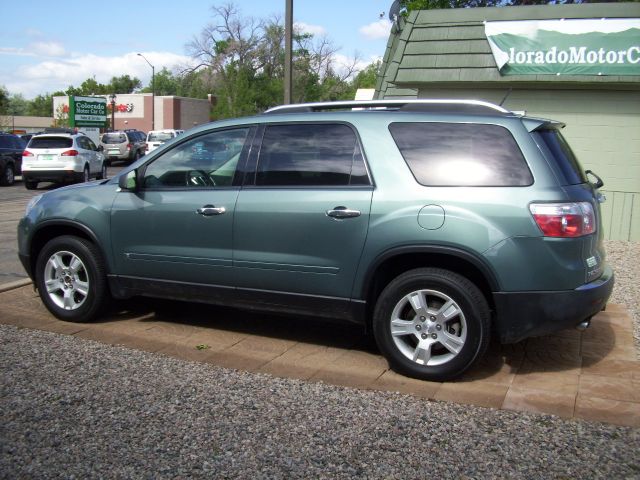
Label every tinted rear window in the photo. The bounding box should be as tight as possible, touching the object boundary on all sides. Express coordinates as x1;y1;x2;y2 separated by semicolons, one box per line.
389;122;533;187
102;133;127;144
28;137;73;149
532;129;587;185
148;132;175;142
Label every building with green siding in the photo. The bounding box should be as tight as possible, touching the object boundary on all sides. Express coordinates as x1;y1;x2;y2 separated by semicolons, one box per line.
376;3;640;240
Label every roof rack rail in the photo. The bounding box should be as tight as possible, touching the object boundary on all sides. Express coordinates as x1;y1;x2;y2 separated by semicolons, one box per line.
264;99;511;115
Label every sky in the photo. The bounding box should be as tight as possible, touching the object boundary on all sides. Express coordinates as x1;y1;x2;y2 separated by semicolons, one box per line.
0;0;395;99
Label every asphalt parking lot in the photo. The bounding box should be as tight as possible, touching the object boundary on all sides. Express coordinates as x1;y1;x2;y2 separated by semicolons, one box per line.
0;163;125;285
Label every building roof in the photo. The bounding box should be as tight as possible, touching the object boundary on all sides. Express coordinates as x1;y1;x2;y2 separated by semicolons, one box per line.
376;3;640;98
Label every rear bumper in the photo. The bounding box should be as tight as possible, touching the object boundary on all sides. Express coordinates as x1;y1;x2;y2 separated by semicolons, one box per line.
23;170;81;183
493;265;614;344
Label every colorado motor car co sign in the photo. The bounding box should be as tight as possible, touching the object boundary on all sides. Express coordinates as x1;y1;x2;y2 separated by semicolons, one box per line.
485;18;640;76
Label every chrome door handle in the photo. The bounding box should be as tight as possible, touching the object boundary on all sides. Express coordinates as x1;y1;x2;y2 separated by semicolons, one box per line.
196;205;226;216
326;206;361;219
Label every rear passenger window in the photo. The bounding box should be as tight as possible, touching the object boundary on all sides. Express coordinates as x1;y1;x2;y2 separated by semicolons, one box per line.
389;123;532;187
256;124;370;187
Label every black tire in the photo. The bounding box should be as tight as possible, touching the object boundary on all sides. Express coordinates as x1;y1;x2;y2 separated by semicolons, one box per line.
82;165;90;183
129;150;140;164
25;179;38;190
373;268;490;381
35;235;109;323
97;162;107;180
0;163;15;186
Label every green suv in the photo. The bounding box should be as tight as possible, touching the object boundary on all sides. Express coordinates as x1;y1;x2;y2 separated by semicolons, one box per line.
17;100;614;381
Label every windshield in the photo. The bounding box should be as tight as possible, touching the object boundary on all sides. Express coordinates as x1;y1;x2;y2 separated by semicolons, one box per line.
148;132;175;142
102;133;127;144
28;137;73;149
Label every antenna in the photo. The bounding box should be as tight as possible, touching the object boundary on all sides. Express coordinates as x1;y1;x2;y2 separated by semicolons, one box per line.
499;87;513;107
388;0;401;21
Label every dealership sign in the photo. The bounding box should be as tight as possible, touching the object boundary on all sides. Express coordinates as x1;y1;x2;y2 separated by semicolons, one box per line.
69;96;107;127
485;19;640;76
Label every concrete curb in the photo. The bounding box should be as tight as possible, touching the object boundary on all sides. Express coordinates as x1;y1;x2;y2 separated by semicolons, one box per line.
0;278;32;293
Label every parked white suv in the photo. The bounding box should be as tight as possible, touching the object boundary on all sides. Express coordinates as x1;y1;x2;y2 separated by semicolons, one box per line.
146;129;180;153
22;133;107;190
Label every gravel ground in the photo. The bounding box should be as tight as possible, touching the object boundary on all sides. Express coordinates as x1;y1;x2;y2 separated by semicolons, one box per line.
1;325;639;479
604;240;640;355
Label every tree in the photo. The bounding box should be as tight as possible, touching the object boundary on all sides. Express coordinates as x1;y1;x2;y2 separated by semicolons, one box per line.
5;93;29;116
347;60;382;96
0;86;8;114
185;2;363;119
107;75;142;94
27;91;65;117
140;67;180;96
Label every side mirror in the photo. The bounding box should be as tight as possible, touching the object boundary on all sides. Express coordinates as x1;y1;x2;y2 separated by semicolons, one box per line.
585;170;604;189
97;145;104;152
118;170;138;191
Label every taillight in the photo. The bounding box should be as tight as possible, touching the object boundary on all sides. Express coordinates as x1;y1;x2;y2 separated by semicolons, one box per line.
145;144;149;151
60;150;79;156
529;202;596;237
22;151;34;157
127;143;133;150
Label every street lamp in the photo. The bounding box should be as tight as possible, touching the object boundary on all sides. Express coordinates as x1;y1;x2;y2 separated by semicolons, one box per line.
137;53;155;131
109;93;117;131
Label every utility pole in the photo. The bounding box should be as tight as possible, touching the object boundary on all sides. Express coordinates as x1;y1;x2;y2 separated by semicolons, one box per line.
137;53;155;130
284;0;293;105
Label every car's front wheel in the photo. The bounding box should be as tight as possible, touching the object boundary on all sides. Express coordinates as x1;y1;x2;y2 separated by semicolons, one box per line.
35;235;109;322
97;163;107;180
373;268;490;381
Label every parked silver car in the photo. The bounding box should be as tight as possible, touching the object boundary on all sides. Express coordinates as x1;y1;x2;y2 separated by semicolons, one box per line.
100;130;146;164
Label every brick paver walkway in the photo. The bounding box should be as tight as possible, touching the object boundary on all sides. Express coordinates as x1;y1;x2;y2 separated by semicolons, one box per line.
1;284;638;427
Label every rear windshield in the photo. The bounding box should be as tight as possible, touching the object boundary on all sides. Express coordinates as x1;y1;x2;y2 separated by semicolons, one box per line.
389;122;533;187
28;137;73;149
148;132;174;142
532;129;587;185
102;133;127;144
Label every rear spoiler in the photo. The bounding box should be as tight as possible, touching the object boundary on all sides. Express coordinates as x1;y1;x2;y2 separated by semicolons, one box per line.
522;117;565;132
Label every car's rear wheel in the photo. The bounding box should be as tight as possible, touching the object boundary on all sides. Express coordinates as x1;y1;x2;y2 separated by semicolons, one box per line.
35;235;109;323
82;165;90;183
373;268;490;381
1;164;15;186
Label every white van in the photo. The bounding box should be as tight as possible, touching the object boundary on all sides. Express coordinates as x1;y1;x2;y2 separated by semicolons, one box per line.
146;129;179;153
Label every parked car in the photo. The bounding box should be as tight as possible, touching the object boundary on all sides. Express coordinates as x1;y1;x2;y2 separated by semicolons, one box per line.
21;133;106;189
0;132;25;186
17;99;614;381
146;129;179;153
100;129;146;164
20;133;39;144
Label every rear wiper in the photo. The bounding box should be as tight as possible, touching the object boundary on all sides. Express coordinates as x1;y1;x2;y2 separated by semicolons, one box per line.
585;170;604;189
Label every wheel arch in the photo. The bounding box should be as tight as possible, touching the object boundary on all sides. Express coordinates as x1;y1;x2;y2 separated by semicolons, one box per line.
360;245;499;325
27;220;108;279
